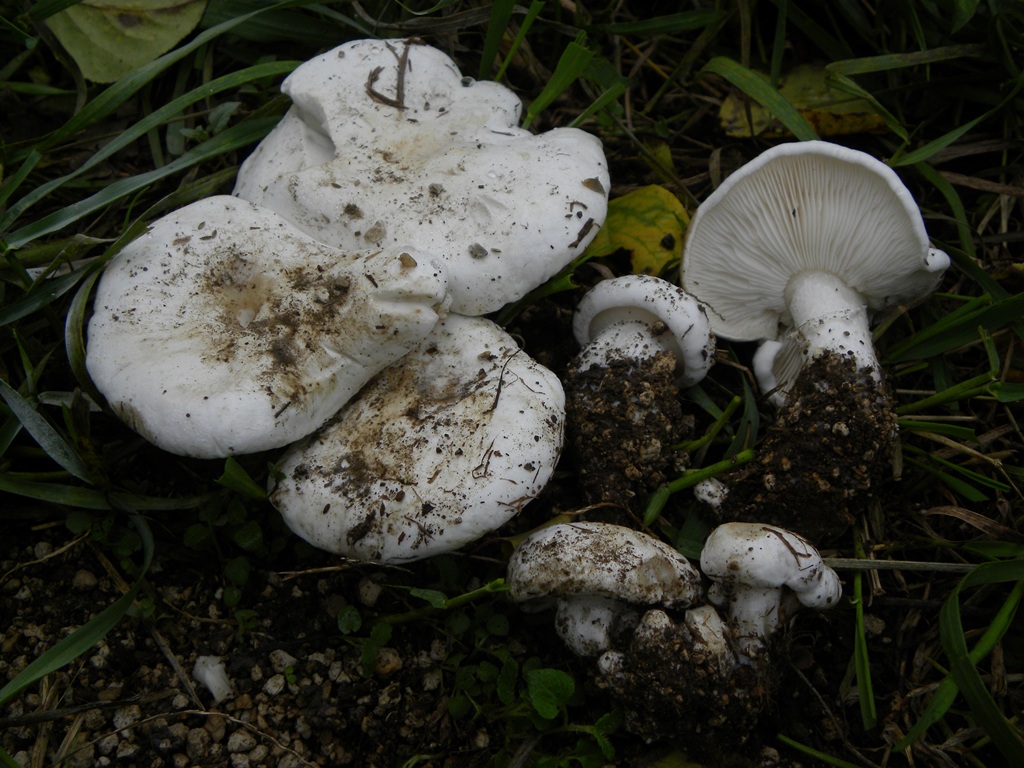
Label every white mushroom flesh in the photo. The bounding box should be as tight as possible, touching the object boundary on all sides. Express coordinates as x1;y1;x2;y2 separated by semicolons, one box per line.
192;656;233;703
555;594;639;657
86;196;448;458
682;140;948;345
699;522;842;658
572;274;715;387
270;314;564;563
234;38;610;315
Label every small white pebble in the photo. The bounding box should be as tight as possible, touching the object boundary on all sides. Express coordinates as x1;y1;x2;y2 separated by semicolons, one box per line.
193;656;234;703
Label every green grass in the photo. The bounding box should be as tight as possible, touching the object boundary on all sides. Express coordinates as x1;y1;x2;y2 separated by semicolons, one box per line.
1;1;1023;766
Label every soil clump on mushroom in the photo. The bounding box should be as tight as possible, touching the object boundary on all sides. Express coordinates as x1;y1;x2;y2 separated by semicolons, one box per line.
595;609;775;762
566;349;693;512
707;352;898;542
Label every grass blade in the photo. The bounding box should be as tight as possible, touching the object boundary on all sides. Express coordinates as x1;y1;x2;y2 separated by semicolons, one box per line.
896;560;1024;754
852;533;877;730
494;0;545;83
9;1;294;166
0;263;95;326
892;70;1024;166
939;562;1024;762
0;60;298;232
700;56;819;141
0;514;154;707
6;117;279;249
591;9;726;36
479;0;516;80
886;293;1024;361
0;378;94;483
523;34;595;129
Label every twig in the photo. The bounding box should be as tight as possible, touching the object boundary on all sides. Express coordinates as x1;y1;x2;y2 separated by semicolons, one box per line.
824;558;976;574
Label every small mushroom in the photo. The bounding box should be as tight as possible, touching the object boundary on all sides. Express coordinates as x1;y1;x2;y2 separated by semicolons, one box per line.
682;141;948;539
86;196;448;458
565;275;715;509
234;38;610;316
269;314;564;563
506;521;703;656
699;522;842;659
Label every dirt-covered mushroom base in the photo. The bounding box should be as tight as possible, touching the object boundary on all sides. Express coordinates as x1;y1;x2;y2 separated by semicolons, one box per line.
565;348;694;513
596;608;775;763
705;352;899;542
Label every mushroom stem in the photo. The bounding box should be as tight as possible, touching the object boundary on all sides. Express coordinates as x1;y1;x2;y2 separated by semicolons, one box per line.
573;319;672;373
566;275;715;511
705;583;780;658
784;271;877;375
555;594;639;657
595;604;767;749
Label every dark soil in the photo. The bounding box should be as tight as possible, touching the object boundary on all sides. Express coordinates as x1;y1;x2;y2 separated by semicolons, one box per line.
0;518;850;767
705;352;899;543
565;346;693;515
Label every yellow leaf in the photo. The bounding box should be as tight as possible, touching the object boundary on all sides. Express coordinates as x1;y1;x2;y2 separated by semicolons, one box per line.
46;0;208;83
582;185;689;276
719;63;886;138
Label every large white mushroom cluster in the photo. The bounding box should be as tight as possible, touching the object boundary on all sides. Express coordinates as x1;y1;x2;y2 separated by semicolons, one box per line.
85;37;948;754
85;37;609;564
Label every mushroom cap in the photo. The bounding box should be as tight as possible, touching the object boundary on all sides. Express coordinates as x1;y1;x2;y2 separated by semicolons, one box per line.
699;522;842;609
681;140;949;341
572;275;715;388
233;38;610;316
269;313;565;563
507;521;703;609
86;195;448;458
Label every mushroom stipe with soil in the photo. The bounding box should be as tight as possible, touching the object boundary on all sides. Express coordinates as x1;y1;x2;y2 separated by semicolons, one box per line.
564;274;715;513
682;140;949;541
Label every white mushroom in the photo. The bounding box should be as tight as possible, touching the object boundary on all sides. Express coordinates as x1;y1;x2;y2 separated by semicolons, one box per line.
699;522;842;659
682;140;948;376
565;275;715;508
572;275;716;386
86;195;448;458
681;142;948;539
270;314;564;563
506;521;703;656
234;38;610;316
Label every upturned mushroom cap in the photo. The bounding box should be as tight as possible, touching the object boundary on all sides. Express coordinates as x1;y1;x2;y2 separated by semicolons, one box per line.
681;140;949;341
86;195;448;458
507;521;703;610
572;275;715;388
234;37;609;316
270;314;565;563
